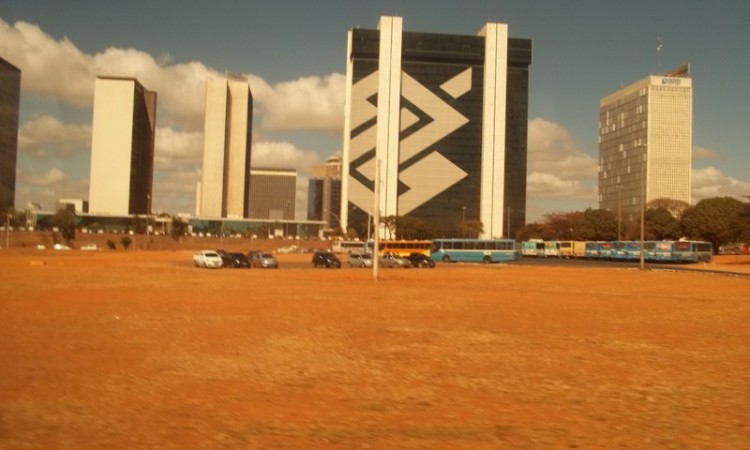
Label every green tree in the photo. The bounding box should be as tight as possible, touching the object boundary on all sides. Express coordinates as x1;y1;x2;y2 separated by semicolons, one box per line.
648;198;691;220
457;220;484;239
381;215;398;240
120;236;132;250
48;206;77;244
575;208;617;241
395;216;438;239
645;207;681;240
171;217;188;241
738;203;750;244
681;197;745;252
515;222;546;242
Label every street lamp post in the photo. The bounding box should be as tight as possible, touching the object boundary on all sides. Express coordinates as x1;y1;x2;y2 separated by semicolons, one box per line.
637;143;647;271
617;185;622;241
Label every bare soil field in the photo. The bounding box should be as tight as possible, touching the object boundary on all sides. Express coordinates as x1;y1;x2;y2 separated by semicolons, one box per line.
1;250;748;449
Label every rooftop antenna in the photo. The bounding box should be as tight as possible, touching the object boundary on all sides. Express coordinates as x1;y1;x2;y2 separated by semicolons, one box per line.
656;36;664;73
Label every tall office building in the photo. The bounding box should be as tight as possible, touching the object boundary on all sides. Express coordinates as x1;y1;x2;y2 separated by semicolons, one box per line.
0;58;21;212
197;75;252;218
307;155;342;230
341;16;532;238
89;76;156;216
599;64;692;219
248;168;296;220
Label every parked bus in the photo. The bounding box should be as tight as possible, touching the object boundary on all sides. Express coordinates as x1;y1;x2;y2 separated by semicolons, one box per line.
331;239;366;254
366;240;432;256
585;241;613;259
544;240;561;258
558;241;587;258
430;239;521;263
672;240;713;263
521;240;545;257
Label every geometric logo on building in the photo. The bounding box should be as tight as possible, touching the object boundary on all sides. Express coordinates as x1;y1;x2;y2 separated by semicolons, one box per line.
348;68;471;215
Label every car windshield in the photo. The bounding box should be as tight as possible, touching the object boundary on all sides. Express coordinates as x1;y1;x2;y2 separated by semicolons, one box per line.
260;253;273;258
205;252;219;257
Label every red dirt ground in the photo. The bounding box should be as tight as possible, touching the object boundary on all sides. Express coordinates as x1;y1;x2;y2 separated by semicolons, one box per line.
1;250;748;449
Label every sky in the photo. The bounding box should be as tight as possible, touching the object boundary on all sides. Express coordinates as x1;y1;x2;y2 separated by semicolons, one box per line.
2;0;749;221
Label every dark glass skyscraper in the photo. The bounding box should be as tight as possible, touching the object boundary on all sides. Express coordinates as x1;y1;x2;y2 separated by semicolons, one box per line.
341;17;531;238
0;58;21;212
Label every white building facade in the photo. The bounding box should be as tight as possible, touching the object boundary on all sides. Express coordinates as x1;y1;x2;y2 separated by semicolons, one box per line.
197;76;252;218
599;64;692;219
89;76;156;216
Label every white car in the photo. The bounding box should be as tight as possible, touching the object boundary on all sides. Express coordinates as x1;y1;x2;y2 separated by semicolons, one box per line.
193;250;223;268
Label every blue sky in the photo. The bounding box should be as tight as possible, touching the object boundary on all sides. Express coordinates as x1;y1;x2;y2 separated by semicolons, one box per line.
2;0;749;220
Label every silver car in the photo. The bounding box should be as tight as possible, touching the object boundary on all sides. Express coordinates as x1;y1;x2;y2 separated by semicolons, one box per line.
347;253;373;268
379;252;412;268
251;252;279;269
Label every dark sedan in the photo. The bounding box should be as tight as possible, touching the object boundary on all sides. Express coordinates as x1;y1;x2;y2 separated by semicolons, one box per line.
407;252;435;268
223;252;251;268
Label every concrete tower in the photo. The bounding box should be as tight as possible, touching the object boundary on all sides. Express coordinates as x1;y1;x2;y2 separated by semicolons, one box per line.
89;76;156;216
198;75;253;218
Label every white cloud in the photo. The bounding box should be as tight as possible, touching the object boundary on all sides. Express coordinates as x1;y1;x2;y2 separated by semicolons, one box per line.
692;166;750;201
15;167;88;210
258;74;346;133
153;126;203;169
18;115;91;159
0;18;344;135
526;172;596;200
693;145;722;161
527;117;598;202
251;140;320;172
21;167;66;185
0;20;95;107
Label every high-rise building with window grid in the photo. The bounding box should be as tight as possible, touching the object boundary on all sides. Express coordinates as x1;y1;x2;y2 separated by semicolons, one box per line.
0;58;21;212
598;64;692;219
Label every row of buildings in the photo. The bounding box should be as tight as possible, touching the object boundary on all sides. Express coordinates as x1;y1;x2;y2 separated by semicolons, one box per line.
1;15;693;239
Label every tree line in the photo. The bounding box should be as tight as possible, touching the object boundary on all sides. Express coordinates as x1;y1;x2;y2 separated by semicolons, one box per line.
517;196;750;253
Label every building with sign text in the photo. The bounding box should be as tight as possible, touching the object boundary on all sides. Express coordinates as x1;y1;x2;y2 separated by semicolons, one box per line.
598;64;692;219
341;16;532;239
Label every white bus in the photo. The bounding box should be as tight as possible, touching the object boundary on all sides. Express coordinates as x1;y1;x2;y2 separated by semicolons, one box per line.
331;239;366;254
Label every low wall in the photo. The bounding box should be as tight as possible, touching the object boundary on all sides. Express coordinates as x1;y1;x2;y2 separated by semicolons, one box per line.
1;230;331;253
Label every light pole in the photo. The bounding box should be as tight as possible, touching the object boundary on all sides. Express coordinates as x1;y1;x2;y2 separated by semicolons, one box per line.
637;143;647;271
617;185;622;241
5;212;10;249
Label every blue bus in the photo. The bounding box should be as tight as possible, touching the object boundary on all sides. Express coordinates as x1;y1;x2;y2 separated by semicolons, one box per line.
672;241;713;263
430;239;521;263
585;241;613;259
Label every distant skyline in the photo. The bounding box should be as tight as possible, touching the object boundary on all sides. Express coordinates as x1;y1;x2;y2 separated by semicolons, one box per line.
2;1;749;221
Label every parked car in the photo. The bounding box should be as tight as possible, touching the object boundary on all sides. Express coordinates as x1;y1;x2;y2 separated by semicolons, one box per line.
251;252;279;269
407;252;435;268
347;253;373;268
379;252;412;268
312;251;341;268
223;252;251;268
193;250;223;268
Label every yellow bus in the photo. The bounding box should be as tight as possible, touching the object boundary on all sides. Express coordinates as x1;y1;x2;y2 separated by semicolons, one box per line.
366;240;432;256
